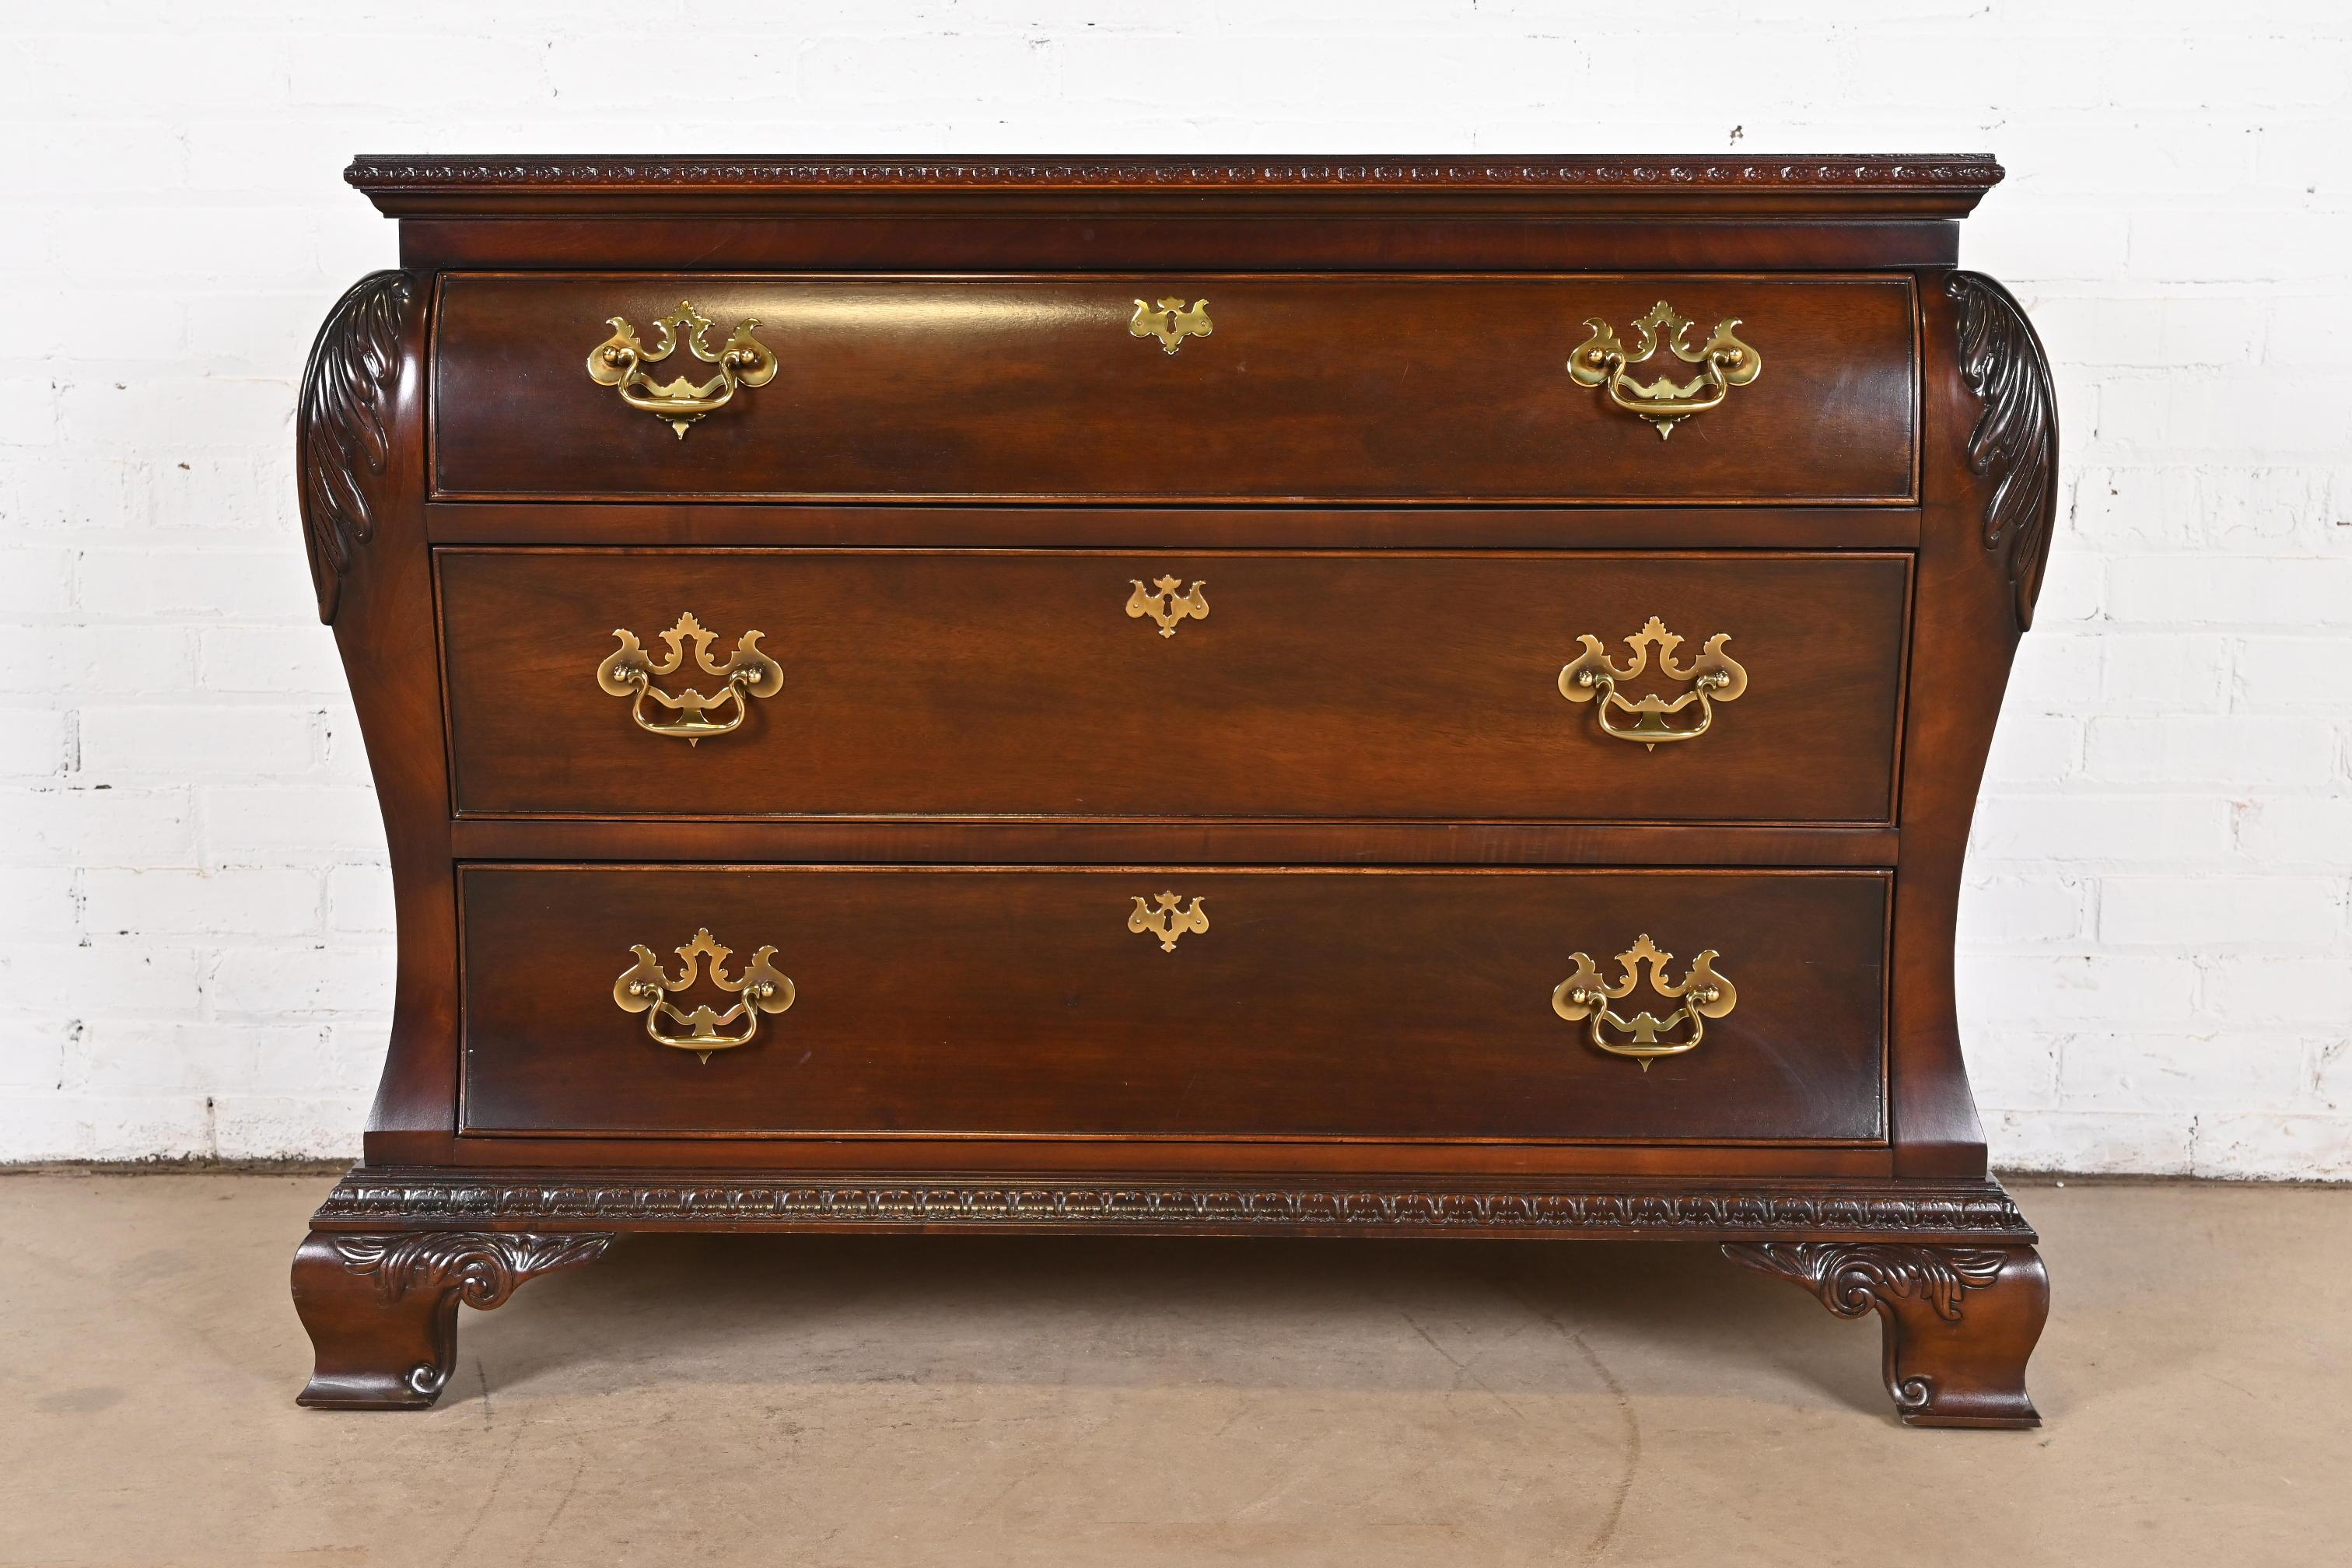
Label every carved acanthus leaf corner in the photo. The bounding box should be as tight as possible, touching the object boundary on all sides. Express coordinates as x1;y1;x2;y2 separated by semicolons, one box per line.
297;269;415;624
1948;271;2060;632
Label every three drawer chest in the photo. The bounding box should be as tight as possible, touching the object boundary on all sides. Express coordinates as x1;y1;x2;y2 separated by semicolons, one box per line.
292;155;2059;1426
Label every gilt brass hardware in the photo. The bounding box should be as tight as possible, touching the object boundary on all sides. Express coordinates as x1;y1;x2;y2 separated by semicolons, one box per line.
1125;575;1209;637
613;927;795;1063
1129;893;1209;952
1566;300;1760;439
1130;296;1213;354
1559;616;1748;751
587;299;778;438
596;611;783;744
1552;935;1736;1069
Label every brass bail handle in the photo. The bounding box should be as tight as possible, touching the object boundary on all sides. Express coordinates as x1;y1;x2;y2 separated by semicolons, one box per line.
1559;616;1747;751
597;611;784;745
588;299;778;438
1566;300;1761;439
613;928;796;1064
1551;935;1736;1069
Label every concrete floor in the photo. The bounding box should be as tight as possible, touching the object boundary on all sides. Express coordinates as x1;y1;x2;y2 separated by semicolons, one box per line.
0;1177;2342;1566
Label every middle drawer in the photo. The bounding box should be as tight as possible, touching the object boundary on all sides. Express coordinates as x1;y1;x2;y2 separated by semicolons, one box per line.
439;548;1909;822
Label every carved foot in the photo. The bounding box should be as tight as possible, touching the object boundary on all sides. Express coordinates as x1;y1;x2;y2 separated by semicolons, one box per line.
291;1230;613;1409
1724;1242;2048;1428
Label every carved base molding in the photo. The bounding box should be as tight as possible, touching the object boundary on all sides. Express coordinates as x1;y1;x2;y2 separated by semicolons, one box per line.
311;1167;2036;1242
1725;1241;2049;1428
292;1172;2042;1419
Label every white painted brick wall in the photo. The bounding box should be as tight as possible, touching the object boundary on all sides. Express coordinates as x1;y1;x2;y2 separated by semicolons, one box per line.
2;0;2345;1174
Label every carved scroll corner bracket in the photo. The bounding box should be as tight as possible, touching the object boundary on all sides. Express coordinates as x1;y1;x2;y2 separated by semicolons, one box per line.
588;299;778;438
1566;299;1760;439
1722;1241;2048;1429
1948;271;2060;632
293;1229;614;1410
613;927;796;1063
1559;615;1748;750
1552;934;1736;1069
297;269;418;625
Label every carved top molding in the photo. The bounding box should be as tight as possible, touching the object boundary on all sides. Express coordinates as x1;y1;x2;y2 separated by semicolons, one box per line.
313;1171;2036;1243
345;154;2003;219
348;154;2003;189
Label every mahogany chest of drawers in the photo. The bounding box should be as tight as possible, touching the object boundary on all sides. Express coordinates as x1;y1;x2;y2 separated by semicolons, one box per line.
290;155;2058;1426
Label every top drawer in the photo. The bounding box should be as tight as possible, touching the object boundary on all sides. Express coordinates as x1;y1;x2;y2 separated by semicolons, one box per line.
431;274;1918;504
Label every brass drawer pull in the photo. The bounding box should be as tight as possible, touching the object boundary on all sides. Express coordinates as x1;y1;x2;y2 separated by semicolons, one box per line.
1125;574;1209;637
588;299;777;438
614;928;795;1063
1129;892;1209;951
1566;300;1760;439
597;611;782;745
1552;935;1736;1069
1559;616;1747;751
1130;296;1212;355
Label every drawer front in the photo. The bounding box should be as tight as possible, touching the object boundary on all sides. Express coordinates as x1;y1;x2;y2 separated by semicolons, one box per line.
432;274;1917;502
460;866;1888;1142
439;549;1909;823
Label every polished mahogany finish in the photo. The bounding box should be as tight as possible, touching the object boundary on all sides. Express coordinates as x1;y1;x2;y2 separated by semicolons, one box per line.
292;155;2059;1428
459;865;1891;1141
438;548;1910;821
433;275;1916;502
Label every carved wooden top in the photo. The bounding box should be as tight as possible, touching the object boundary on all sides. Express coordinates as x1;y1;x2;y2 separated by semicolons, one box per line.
346;154;2003;218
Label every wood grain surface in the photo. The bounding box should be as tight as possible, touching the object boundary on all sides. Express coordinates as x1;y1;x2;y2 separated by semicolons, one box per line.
432;274;1917;502
438;548;1910;822
458;864;1890;1143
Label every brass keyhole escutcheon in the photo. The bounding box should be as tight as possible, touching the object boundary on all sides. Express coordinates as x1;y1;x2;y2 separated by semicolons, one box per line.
1125;575;1209;637
1128;893;1209;952
1129;296;1212;355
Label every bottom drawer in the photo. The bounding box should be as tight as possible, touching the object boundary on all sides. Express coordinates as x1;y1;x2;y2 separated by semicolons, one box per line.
459;866;1888;1143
